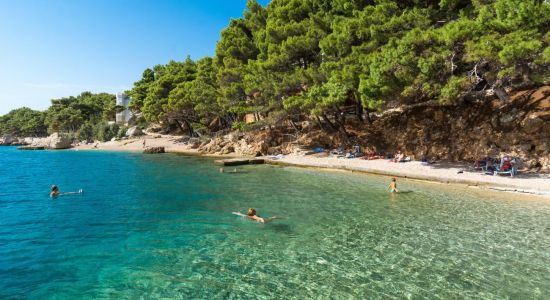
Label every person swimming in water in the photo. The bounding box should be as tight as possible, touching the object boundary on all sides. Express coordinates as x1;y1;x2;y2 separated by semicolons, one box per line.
232;208;277;223
50;185;60;197
50;185;83;197
387;178;399;193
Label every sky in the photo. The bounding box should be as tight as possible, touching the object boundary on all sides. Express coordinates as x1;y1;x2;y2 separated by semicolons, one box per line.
0;0;269;115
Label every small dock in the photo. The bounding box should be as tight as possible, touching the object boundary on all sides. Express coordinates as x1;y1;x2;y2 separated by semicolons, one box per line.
17;146;46;150
214;157;265;166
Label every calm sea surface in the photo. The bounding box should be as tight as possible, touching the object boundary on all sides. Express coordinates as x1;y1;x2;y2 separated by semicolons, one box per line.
1;146;549;299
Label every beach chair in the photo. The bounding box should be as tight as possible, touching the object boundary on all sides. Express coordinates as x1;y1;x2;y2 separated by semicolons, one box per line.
474;156;497;172
494;156;519;177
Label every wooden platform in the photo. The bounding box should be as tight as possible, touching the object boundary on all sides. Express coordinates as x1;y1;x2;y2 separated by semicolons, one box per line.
17;146;46;150
214;157;265;166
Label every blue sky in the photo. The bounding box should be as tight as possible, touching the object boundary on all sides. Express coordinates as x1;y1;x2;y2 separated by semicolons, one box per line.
0;0;269;115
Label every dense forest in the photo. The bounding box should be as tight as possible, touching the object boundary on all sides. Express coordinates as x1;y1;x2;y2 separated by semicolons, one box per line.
1;0;549;141
127;0;550;137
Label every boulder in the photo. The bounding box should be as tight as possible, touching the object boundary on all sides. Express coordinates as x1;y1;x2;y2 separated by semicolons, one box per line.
126;126;144;137
24;137;38;145
0;135;13;145
521;114;544;134
144;146;165;154
47;133;72;149
220;145;235;154
188;138;201;149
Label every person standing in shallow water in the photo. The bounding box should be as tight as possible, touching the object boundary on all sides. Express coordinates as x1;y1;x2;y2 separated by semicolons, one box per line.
388;178;399;193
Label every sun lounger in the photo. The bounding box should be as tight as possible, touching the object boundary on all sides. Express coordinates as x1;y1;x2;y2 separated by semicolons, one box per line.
494;156;519;177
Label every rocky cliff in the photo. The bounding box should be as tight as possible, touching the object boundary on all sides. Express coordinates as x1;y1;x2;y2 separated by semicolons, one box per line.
198;86;550;172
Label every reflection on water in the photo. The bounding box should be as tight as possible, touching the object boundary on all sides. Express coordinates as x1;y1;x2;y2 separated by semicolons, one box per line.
0;147;549;298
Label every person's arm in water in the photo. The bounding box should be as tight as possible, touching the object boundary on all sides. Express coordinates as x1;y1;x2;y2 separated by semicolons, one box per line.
52;189;83;197
59;190;83;196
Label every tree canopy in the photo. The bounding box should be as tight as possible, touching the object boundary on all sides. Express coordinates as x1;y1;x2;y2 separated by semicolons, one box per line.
126;0;549;135
2;0;549;139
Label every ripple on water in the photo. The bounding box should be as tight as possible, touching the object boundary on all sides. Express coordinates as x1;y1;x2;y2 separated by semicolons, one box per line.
0;148;549;298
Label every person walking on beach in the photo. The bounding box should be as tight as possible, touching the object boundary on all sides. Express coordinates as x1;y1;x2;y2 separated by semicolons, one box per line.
142;138;146;148
387;178;399;193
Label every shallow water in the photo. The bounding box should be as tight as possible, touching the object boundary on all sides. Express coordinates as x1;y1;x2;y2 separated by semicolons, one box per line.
1;147;549;299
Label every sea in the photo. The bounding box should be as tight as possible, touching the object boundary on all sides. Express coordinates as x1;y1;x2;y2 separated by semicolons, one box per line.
1;146;549;299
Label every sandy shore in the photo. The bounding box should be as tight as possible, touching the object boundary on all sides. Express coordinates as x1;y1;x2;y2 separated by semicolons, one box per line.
75;134;234;157
75;134;550;198
268;155;550;198
76;134;191;152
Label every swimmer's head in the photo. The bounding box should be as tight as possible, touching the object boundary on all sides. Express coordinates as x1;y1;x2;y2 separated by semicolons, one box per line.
51;185;58;192
392;178;396;182
247;208;256;216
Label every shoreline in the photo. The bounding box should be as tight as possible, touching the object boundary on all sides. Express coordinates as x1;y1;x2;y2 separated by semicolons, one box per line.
73;135;550;199
266;157;550;199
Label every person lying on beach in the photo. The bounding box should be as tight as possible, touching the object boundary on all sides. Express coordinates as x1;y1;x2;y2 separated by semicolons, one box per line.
362;148;382;160
50;185;83;197
387;178;399;193
232;208;278;223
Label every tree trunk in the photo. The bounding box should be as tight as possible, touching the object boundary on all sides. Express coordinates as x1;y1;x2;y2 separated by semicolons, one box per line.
289;119;299;132
494;87;509;103
315;115;324;130
356;100;364;123
322;113;338;132
183;119;195;137
174;119;187;135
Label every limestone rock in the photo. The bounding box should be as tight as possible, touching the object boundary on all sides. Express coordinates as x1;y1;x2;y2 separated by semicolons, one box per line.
220;145;235;154
47;133;72;149
521;114;544;134
188;138;201;149
0;135;13;145
126;126;144;137
144;147;165;154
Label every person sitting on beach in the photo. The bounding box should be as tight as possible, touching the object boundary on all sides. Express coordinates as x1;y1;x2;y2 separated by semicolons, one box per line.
391;151;403;163
387;178;399;193
50;185;83;197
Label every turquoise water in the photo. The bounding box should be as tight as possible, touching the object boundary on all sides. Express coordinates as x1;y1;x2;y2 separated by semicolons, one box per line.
1;147;550;299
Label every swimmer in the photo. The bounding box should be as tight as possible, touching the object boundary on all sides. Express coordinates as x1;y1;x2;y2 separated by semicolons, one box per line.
50;185;83;198
50;185;60;197
232;208;278;223
219;167;224;173
387;178;399;193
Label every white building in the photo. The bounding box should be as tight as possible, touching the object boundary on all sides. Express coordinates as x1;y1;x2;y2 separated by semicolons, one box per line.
115;92;132;124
